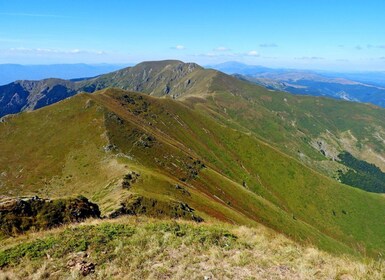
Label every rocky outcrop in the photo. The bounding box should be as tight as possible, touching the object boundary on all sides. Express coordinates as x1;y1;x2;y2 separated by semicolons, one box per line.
0;195;100;236
109;194;203;222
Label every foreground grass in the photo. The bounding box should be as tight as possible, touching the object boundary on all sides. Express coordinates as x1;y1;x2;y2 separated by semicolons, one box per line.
0;217;384;280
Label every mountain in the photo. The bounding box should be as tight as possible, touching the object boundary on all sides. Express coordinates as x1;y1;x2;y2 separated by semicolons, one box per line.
206;61;274;75
2;61;385;261
0;63;127;86
209;62;385;107
0;60;215;118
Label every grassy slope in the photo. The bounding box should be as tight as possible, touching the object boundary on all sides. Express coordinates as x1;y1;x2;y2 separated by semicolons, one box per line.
2;88;385;257
96;89;385;256
205;73;385;174
1;217;384;280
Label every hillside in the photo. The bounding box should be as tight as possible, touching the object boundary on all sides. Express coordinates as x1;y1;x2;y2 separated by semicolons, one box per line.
2;60;385;181
0;60;214;117
2;87;385;259
1;217;384;279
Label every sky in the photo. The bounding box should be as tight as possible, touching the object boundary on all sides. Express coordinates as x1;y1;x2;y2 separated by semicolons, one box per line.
0;0;385;71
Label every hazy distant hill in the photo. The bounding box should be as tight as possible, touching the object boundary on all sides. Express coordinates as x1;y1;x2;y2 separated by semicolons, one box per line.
0;63;128;85
209;62;385;107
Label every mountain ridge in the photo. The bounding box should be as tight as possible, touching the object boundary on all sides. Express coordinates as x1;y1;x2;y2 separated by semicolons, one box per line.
0;60;217;117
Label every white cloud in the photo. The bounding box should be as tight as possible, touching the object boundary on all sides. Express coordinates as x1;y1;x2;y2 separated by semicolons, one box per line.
246;50;259;56
8;47;106;55
295;56;324;60
172;45;185;50
214;46;231;52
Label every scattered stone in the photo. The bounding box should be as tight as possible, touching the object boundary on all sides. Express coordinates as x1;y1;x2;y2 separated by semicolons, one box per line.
122;171;140;189
175;184;191;196
136;134;155;148
103;144;117;152
67;252;95;276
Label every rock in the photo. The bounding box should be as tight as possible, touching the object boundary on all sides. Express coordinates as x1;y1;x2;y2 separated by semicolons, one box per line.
109;194;203;222
80;262;95;276
122;172;140;189
84;99;94;109
67;252;95;276
175;184;191;196
0;195;100;236
103;144;117;152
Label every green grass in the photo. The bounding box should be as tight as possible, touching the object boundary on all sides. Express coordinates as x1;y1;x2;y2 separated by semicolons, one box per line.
1;217;384;279
2;88;385;258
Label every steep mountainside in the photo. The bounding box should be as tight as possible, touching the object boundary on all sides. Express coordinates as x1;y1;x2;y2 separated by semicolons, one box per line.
2;88;385;258
0;60;214;117
2;61;385;188
0;79;77;117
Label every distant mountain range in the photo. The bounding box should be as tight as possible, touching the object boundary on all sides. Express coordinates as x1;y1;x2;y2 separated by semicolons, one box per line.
208;61;385;107
0;63;129;86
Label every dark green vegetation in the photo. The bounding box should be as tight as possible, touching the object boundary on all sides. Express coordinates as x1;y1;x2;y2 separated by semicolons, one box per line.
0;196;100;238
338;151;385;193
1;61;385;260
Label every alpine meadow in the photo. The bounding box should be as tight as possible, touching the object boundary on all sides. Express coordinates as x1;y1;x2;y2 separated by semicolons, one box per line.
1;1;385;279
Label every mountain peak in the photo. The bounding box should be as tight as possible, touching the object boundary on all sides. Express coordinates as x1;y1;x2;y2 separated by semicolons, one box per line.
133;60;203;72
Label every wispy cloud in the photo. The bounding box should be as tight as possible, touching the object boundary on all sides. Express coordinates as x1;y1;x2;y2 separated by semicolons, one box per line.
295;56;324;60
171;45;186;50
355;45;363;50
213;46;231;52
8;47;106;55
259;43;278;48
367;44;385;49
195;49;260;58
380;57;385;60
0;12;67;18
246;50;259;56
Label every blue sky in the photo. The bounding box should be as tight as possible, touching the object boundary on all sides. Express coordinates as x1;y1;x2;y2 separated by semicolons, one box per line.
0;0;385;71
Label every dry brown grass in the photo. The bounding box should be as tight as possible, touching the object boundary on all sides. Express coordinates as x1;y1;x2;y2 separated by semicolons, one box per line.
0;217;384;279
